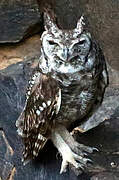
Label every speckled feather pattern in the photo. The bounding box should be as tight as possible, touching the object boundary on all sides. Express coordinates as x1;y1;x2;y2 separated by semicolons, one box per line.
16;13;108;164
17;72;61;161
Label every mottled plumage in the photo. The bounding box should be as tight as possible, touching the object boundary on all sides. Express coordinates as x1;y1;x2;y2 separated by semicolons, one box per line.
16;72;61;162
16;13;108;173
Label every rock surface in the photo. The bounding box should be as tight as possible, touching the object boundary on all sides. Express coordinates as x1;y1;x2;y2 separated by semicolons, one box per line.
0;35;41;69
0;0;42;43
0;60;119;180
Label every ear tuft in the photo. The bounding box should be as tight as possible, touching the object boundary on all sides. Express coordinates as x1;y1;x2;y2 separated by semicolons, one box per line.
44;11;59;33
75;15;85;34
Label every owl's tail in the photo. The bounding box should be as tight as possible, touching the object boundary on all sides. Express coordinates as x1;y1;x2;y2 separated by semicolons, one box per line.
16;110;47;164
22;133;47;165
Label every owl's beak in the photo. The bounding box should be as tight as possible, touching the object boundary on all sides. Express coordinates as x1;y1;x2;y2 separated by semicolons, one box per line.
61;48;69;61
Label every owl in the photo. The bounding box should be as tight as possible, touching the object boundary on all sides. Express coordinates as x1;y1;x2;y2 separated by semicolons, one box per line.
16;13;108;174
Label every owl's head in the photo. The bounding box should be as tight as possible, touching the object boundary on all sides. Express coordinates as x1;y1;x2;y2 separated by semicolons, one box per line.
40;13;93;74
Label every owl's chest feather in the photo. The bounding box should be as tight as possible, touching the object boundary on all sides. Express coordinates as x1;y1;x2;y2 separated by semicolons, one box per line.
55;72;97;124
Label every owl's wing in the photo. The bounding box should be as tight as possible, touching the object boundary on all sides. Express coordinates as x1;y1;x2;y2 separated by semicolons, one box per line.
99;47;109;88
97;47;109;100
16;71;61;163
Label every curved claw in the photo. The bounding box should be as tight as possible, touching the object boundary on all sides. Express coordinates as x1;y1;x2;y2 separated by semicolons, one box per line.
60;160;68;174
84;146;99;153
83;152;88;156
84;158;93;163
76;143;97;154
86;158;93;164
76;163;85;170
92;147;99;152
73;153;92;166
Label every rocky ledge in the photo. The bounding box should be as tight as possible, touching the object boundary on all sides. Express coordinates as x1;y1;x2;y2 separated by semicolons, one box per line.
0;0;42;43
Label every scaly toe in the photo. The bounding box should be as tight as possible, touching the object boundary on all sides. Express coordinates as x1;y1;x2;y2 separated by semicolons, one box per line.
76;163;85;170
73;153;92;165
60;160;68;174
76;143;98;154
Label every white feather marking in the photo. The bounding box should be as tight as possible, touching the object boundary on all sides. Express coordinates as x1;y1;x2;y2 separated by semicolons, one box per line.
33;150;37;156
42;102;47;108
36;109;40;116
51;111;54;116
42;119;45;123
56;88;61;114
38;134;42;140
38;133;45;141
32;76;36;80
17;129;23;136
23;153;27;158
17;129;25;137
34;105;37;109
39;106;44;111
30;83;33;87
27;91;30;95
47;100;51;106
36;95;39;100
26;96;29;100
35;124;39;128
31;80;35;85
23;159;31;166
35;142;38;147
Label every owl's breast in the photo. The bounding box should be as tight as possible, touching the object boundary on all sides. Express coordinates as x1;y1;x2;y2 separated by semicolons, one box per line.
56;72;98;126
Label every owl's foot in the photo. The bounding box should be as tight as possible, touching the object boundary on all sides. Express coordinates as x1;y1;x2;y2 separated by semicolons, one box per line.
60;148;92;174
51;125;97;174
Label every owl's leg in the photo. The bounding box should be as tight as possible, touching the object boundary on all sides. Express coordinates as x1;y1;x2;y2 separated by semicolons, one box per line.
51;125;97;174
59;125;98;155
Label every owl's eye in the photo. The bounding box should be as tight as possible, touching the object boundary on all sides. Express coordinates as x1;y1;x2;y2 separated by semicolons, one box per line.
74;39;86;47
78;39;86;45
49;41;58;46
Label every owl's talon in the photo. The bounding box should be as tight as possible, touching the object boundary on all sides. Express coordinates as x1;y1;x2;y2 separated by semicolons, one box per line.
76;143;97;154
60;155;85;174
85;158;93;164
83;152;88;156
74;163;85;171
60;149;92;174
51;126;98;174
60;160;68;174
23;158;30;166
92;147;99;152
75;154;92;165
